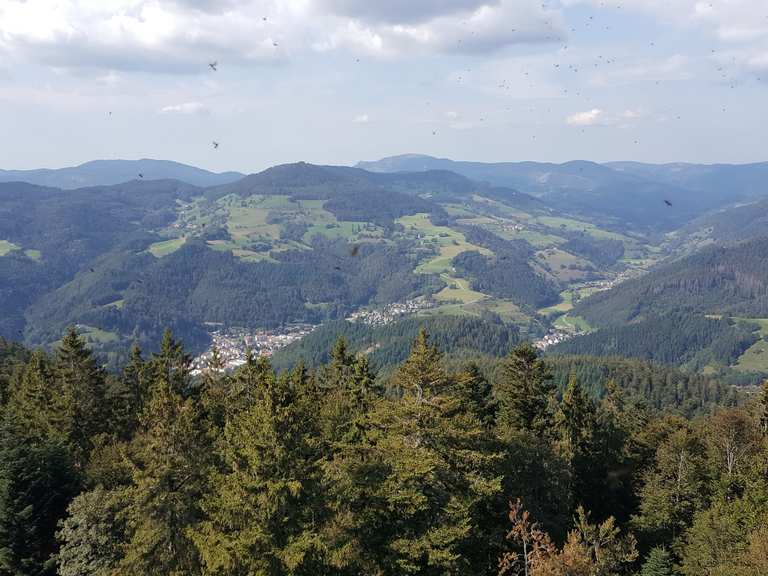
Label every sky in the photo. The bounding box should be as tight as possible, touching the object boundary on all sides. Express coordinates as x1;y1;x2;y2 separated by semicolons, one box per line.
1;0;767;173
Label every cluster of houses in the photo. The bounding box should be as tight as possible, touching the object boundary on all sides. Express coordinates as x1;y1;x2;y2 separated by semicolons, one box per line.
191;324;316;374
346;298;435;326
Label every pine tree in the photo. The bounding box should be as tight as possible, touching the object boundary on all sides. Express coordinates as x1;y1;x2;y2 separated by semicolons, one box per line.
5;350;62;442
640;547;676;576
0;412;79;576
148;329;191;397
106;342;146;439
54;326;109;466
495;342;554;435
394;328;447;398
118;342;210;576
324;331;503;575
191;363;325;575
451;362;497;428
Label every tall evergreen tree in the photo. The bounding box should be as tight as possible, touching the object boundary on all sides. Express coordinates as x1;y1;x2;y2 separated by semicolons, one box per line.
105;342;147;440
54;327;109;466
191;362;325;575
325;331;502;575
0;413;79;576
118;334;209;576
495;342;554;435
5;350;62;443
148;329;192;397
451;362;497;429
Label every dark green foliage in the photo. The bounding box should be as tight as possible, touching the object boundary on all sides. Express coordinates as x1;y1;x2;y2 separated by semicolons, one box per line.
546;355;742;417
640;547;676;576
272;315;520;372
452;251;559;310
495;342;555;435
0;414;79;576
561;235;625;267
0;325;765;576
0;339;28;405
574;236;768;326
551;313;758;370
191;362;325;575
56;486;125;576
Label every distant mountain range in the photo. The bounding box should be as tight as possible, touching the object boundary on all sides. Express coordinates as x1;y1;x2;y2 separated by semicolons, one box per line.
0;159;244;189
3;155;768;380
358;154;768;229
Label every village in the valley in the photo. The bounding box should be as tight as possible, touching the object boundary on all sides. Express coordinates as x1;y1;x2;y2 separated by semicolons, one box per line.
191;298;436;373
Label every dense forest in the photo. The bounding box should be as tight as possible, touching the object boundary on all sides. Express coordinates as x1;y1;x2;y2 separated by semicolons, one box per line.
574;236;768;327
551;313;760;370
1;327;766;575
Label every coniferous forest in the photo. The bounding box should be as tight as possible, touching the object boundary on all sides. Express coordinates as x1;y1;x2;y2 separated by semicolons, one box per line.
1;328;767;576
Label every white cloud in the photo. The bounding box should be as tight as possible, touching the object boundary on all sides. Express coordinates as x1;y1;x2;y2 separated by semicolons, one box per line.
160;101;208;114
565;0;768;44
0;0;567;73
566;108;603;126
352;113;369;123
566;107;651;128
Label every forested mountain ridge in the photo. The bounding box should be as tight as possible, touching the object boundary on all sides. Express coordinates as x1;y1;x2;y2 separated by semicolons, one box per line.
0;326;765;576
573;236;768;326
551;237;768;378
359;154;768;229
1;161;651;360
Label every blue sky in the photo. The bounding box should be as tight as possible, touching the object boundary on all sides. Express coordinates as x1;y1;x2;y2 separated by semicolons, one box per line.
1;0;766;172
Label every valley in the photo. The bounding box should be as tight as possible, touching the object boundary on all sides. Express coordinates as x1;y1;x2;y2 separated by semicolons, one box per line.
1;157;767;382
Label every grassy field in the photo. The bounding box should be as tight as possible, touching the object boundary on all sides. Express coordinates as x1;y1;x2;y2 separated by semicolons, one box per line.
536;248;590;282
77;325;120;344
433;275;487;304
398;213;492;274
149;237;187;258
533;216;631;242
0;240;20;256
539;290;575;316
554;314;593;333
398;213;492;305
733;318;768;373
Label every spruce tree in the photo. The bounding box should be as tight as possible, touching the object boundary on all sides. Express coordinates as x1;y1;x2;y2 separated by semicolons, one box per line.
191;363;325;575
451;362;497;428
640;547;676;576
5;350;62;442
0;412;79;576
118;336;210;576
54;326;109;466
495;342;555;435
325;330;502;575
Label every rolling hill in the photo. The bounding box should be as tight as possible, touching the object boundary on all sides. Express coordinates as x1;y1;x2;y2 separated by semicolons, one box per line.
552;236;768;378
1;161;654;362
0;159;244;189
359;154;768;230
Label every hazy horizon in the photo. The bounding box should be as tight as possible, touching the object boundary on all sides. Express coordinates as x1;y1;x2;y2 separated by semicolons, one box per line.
2;0;767;172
